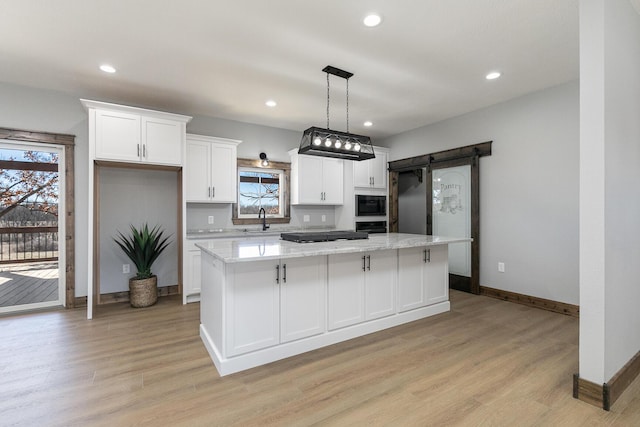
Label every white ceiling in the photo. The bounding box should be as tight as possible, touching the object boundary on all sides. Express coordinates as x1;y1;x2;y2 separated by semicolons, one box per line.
0;0;583;139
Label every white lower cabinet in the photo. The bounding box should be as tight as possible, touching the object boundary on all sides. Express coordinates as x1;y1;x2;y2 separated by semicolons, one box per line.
226;259;280;357
199;243;454;376
328;250;397;330
184;242;202;303
280;256;327;343
365;250;397;320
327;253;365;330
226;256;327;357
398;245;449;312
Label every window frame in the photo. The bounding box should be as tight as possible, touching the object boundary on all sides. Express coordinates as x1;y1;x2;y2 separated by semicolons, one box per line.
232;158;291;226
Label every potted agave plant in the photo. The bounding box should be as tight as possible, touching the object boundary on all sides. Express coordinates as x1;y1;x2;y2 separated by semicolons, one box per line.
114;223;172;308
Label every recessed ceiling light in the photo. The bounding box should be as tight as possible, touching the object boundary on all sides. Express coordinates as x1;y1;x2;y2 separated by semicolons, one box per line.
363;14;382;27
363;121;373;127
486;71;501;80
265;100;277;107
99;64;116;74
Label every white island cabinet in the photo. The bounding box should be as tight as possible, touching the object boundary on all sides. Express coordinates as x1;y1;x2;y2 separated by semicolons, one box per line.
198;233;471;376
328;249;396;330
398;245;449;312
223;255;326;357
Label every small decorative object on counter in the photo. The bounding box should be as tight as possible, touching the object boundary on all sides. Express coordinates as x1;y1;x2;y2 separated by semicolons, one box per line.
114;223;172;308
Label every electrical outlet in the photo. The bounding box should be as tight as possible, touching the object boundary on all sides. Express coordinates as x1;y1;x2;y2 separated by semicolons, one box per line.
303;215;310;222
208;215;215;224
123;264;130;274
498;262;505;273
321;215;326;222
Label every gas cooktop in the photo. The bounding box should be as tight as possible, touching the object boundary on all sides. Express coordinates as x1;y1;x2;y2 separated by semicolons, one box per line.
280;230;369;243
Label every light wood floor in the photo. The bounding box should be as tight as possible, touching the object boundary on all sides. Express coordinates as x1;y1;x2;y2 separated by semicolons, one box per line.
2;291;640;426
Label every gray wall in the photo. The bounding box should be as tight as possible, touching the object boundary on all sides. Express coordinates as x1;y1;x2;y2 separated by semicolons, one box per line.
186;203;335;231
0;82;91;298
381;80;580;305
188;116;301;163
99;167;179;293
0;81;336;299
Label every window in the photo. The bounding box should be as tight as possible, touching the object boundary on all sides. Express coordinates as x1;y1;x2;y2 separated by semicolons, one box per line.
232;158;290;225
238;168;283;217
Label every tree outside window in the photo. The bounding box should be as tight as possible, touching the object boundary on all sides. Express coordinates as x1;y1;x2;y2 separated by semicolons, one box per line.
0;148;59;225
238;168;283;217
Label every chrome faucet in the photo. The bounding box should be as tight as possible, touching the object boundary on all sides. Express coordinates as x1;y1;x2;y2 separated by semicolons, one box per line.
258;207;270;231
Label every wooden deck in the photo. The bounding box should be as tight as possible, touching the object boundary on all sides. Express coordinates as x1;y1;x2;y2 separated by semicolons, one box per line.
0;261;58;308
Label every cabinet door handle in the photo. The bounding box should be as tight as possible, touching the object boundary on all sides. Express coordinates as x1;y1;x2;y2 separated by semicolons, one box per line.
362;255;366;271
143;144;146;158
208;187;211;198
423;249;427;263
283;264;287;283
367;255;371;271
275;264;280;284
372;177;375;186
426;249;431;263
137;144;140;157
212;187;215;198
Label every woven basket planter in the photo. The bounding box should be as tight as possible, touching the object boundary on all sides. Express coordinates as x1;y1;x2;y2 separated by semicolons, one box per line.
129;275;158;308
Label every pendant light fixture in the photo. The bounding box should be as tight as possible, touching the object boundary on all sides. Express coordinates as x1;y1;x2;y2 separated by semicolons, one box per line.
299;65;375;161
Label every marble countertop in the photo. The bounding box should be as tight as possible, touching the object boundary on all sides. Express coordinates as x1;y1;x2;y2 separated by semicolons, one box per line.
196;233;472;263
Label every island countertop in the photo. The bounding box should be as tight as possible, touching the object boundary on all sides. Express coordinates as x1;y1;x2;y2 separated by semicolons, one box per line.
195;232;471;263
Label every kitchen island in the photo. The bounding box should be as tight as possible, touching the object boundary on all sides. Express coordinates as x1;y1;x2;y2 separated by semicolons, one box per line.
197;233;471;376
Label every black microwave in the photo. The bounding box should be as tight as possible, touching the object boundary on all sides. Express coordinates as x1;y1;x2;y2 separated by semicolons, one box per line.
356;195;386;217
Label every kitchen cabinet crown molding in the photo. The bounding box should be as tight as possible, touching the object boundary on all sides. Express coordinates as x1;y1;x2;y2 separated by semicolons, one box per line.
186;133;242;145
80;99;192;123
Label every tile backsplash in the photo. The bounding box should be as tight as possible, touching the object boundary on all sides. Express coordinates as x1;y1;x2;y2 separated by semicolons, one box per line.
186;203;336;231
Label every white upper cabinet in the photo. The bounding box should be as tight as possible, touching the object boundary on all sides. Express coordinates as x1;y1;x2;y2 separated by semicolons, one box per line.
82;99;191;166
289;150;344;205
185;134;241;203
353;147;388;190
142;117;184;165
94;110;141;162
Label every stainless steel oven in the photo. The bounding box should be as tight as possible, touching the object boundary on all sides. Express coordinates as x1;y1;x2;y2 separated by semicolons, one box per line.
356;195;386;217
355;221;387;234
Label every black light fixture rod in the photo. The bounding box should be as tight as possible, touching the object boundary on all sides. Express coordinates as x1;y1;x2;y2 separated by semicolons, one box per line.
322;65;354;80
